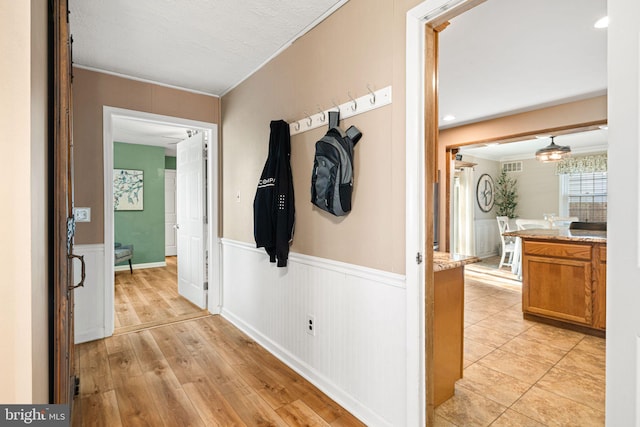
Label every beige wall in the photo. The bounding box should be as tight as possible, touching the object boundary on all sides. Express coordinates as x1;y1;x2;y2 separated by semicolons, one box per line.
0;0;49;403
222;0;421;273
515;158;560;220
73;68;221;244
438;96;607;247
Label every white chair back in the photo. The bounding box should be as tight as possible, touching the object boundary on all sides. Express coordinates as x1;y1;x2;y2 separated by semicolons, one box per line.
550;216;579;229
515;219;551;230
496;216;516;269
496;216;511;234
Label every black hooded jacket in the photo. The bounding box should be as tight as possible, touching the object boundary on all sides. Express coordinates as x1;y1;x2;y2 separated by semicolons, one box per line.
253;120;295;267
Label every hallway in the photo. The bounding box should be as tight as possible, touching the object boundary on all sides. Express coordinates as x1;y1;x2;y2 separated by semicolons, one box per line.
72;315;364;426
114;257;208;334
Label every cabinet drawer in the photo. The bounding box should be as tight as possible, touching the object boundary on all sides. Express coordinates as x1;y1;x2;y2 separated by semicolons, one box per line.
523;241;592;260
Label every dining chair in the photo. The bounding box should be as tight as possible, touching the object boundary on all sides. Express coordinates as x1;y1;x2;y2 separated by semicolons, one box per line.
550;216;579;229
496;216;516;269
515;219;551;230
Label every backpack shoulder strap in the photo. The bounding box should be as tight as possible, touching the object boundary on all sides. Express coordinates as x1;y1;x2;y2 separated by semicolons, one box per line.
328;111;340;129
345;125;362;145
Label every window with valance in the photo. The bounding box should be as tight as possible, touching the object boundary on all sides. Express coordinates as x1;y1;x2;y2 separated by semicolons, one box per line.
558;153;608;222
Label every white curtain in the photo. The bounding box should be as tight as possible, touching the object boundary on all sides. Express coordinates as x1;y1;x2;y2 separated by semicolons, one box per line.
451;165;476;256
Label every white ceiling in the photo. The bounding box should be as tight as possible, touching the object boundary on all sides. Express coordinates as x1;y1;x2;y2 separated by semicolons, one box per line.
71;0;607;153
439;0;607;128
459;127;608;161
69;0;346;96
112;117;199;156
440;0;607;161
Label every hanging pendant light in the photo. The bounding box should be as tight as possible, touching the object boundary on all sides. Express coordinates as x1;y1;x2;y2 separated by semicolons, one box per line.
535;136;571;162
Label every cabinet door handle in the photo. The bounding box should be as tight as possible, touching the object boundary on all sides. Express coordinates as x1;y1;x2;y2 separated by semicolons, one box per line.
68;253;86;289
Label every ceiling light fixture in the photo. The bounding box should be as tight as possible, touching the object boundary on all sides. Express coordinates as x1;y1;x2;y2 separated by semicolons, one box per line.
442;114;456;122
535;136;571;162
594;16;609;29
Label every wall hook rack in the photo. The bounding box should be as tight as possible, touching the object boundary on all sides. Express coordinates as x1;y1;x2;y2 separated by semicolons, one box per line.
347;91;358;112
317;105;326;123
366;84;376;105
289;85;392;136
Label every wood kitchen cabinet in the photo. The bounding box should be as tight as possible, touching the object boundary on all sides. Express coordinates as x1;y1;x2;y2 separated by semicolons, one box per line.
519;235;606;336
432;252;479;406
434;266;464;406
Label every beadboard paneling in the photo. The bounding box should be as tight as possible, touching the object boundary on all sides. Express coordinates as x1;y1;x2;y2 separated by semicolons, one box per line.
73;244;106;343
475;218;500;259
221;239;407;427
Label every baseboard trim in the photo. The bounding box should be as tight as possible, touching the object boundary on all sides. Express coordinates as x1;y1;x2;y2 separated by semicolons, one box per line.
221;308;393;427
114;261;166;272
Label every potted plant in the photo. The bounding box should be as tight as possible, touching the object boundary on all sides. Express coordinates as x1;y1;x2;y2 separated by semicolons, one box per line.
495;169;518;218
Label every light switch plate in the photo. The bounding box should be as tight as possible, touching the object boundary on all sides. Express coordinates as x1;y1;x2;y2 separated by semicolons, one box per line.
74;207;91;222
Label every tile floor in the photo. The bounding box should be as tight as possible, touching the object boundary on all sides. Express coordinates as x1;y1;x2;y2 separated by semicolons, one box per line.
435;264;606;426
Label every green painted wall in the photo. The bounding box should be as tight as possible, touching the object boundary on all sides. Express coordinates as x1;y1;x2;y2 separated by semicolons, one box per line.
165;156;176;170
114;142;165;266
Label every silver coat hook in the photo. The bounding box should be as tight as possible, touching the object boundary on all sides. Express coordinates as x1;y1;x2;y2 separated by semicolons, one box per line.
347;91;357;112
304;111;312;127
331;99;340;113
295;121;300;131
367;84;376;105
317;105;326;122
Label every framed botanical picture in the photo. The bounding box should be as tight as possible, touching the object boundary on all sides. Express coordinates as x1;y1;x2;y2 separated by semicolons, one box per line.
114;169;144;211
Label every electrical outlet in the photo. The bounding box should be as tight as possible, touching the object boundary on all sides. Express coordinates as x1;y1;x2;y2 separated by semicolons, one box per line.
73;207;91;222
306;314;315;336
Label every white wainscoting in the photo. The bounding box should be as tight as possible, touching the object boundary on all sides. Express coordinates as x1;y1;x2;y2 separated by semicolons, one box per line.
73;244;107;344
221;239;407;427
475;218;500;259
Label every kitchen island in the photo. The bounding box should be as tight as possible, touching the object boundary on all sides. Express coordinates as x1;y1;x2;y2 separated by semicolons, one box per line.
433;252;479;405
504;228;606;336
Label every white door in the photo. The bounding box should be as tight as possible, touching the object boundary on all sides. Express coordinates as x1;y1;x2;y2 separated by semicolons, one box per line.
165;169;177;256
176;132;206;308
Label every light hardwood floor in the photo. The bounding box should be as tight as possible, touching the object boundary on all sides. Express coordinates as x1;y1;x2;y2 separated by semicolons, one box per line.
114;257;209;334
72;315;364;426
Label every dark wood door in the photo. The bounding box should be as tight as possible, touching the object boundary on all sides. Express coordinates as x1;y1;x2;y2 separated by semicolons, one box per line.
53;0;80;405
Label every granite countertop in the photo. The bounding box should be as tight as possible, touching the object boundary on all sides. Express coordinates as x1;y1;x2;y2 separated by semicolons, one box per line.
503;228;607;243
433;251;480;272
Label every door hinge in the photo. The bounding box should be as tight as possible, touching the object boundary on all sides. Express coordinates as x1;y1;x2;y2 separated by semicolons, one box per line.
203;282;209;291
416;252;423;264
203;215;208;224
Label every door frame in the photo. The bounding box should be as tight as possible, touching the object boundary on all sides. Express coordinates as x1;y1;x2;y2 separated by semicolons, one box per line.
165;169;177;256
102;106;220;336
52;0;76;404
405;0;485;424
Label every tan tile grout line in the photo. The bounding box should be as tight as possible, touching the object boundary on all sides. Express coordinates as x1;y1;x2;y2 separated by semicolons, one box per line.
460;302;605;425
437;268;606;426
